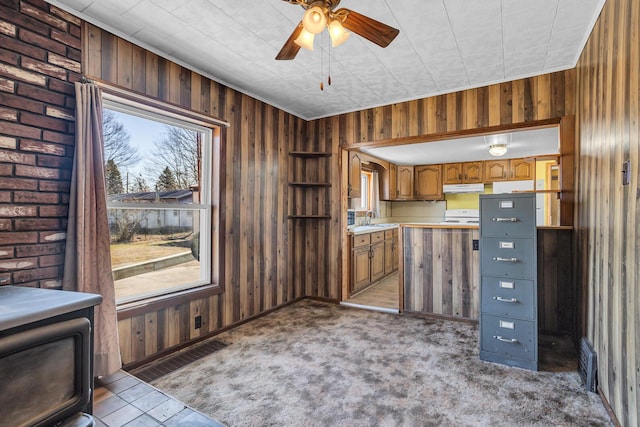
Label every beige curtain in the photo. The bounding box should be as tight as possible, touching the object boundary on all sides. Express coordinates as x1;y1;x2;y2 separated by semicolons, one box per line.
63;82;122;377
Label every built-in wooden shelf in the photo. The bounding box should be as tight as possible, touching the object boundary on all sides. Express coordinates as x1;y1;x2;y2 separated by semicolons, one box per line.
289;151;332;158
288;215;331;220
288;182;332;187
288;151;332;220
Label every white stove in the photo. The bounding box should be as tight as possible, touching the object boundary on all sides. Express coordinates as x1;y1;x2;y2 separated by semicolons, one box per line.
439;209;480;225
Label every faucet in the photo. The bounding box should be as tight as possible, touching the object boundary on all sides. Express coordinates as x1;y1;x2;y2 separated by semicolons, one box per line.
365;210;375;225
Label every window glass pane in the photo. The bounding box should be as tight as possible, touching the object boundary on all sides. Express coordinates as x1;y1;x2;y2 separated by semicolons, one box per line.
103;104;211;303
360;174;369;210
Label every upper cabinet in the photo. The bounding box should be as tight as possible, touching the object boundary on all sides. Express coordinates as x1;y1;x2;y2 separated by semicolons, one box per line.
484;158;534;182
415;164;443;200
348;151;362;198
396;166;414;200
484;159;510;182
381;163;397;200
462;161;483;183
444;161;483;184
510;158;534;180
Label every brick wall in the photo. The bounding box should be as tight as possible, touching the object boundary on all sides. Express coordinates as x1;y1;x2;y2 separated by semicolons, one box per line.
0;0;80;288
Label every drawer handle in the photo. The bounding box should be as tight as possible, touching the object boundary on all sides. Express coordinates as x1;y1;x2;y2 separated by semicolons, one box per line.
493;257;518;263
493;296;518;303
492;217;518;222
493;335;518;344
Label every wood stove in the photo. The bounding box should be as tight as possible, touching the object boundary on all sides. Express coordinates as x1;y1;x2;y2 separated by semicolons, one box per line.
0;286;102;427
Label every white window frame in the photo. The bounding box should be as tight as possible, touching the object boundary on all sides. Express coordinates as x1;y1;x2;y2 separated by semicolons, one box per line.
102;95;214;304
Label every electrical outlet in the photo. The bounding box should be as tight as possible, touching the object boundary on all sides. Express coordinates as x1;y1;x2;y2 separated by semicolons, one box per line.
194;315;202;329
473;239;479;251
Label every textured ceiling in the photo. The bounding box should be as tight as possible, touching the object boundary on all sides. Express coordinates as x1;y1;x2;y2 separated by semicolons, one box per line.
48;0;604;120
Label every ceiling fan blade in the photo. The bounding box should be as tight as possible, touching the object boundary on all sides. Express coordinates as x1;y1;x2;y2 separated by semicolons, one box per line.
337;8;399;48
276;22;304;60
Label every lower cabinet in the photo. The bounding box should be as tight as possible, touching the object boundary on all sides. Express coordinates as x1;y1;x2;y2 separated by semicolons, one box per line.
350;228;398;296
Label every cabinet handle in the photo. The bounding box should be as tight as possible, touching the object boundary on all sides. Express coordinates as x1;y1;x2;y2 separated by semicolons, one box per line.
493;335;518;344
492;217;518;222
493;257;518;263
493;296;519;303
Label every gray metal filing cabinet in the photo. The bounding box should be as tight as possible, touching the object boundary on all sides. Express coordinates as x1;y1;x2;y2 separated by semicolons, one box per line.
479;193;537;370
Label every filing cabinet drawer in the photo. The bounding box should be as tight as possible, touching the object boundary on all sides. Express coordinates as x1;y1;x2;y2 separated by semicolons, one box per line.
481;237;535;278
481;276;535;319
480;314;536;362
480;196;535;237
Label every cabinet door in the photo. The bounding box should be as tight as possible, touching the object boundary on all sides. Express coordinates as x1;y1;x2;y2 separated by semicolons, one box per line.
397;166;414;200
392;239;399;271
352;246;371;292
382;163;397;200
370;242;385;283
484;160;509;182
348;151;362;198
384;240;394;274
510;158;534;180
415;164;443;200
462;161;483;183
443;163;462;184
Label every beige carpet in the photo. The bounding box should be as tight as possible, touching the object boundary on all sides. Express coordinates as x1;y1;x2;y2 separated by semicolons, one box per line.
151;300;612;427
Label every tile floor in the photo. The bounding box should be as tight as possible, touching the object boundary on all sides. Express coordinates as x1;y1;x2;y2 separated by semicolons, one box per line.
94;370;224;427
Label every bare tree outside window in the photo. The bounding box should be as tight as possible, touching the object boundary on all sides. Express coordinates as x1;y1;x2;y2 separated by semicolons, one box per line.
149;127;199;189
103;110;141;168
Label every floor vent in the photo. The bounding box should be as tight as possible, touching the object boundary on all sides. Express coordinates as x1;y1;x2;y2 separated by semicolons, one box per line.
578;337;597;393
131;339;227;383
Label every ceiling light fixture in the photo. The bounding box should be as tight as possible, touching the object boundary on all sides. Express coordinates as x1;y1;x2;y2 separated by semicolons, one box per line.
302;6;327;34
489;144;508;157
328;18;350;47
293;3;351;52
294;28;316;50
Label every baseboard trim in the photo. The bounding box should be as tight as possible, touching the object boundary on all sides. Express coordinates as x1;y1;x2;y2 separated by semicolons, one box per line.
340;301;399;314
597;387;621;427
401;310;479;325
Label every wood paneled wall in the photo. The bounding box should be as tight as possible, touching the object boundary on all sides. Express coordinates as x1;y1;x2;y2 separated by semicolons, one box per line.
82;24;313;365
402;226;480;320
575;0;639;425
337;70;575;148
537;228;574;334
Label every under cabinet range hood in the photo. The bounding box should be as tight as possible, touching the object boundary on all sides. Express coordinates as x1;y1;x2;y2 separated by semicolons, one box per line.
442;183;485;193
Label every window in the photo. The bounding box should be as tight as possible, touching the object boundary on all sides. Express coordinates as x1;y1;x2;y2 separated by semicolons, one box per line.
102;95;218;304
359;171;372;211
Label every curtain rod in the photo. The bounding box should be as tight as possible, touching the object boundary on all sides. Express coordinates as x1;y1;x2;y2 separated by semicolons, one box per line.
86;76;230;128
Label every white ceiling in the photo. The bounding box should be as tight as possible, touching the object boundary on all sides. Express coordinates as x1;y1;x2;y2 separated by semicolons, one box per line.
361;126;560;165
48;0;605;120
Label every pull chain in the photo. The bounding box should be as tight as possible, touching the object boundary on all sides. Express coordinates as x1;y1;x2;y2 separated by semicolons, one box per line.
320;32;324;91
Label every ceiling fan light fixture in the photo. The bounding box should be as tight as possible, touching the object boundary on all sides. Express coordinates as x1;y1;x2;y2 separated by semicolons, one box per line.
328;19;350;47
489;144;508;157
294;28;315;51
302;6;327;34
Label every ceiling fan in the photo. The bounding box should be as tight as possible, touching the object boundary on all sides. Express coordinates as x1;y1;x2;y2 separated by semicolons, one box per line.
276;0;400;60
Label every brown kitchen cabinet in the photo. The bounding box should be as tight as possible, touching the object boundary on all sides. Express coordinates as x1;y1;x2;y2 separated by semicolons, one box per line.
396;166;414;200
484;158;534;182
382;163;398;200
484;159;510;182
415;164;443;200
444;162;483;184
510;158;534;180
348;151;362;198
384;228;398;275
349;228;398;296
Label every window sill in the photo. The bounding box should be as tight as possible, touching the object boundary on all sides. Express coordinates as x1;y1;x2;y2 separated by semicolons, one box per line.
117;284;222;320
